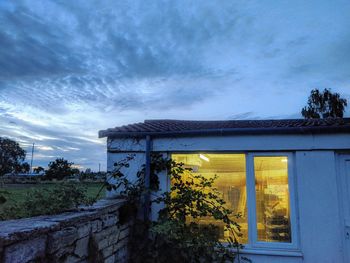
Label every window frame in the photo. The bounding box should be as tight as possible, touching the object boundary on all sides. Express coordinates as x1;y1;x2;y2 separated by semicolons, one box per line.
169;151;300;252
245;152;300;251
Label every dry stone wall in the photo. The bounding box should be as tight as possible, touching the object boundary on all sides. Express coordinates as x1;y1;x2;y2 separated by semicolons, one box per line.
0;199;130;263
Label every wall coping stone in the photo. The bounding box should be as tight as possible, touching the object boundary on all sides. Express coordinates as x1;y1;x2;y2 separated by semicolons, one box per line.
0;199;125;248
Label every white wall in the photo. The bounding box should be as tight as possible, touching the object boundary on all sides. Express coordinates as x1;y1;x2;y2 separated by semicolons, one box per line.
295;151;343;263
106;152;145;199
106;151;169;221
108;133;350;152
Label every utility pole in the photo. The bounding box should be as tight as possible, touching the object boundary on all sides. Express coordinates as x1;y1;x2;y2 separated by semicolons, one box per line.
30;143;35;174
98;163;101;173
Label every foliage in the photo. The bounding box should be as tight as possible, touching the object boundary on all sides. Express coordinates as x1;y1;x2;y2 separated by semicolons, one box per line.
0;137;28;205
108;154;250;263
45;158;79;180
33;166;45;174
0;190;9;205
0;137;26;176
301;88;348;119
18;162;30;173
79;169;107;181
0;182;94;220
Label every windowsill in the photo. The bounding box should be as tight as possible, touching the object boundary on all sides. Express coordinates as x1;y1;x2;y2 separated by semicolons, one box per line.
238;247;303;257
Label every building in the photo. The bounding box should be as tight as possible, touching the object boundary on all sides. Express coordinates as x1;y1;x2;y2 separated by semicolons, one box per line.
99;118;350;263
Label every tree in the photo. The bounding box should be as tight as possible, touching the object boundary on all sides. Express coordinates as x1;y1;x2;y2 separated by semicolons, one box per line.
45;158;79;180
301;88;348;119
17;162;30;173
33;166;45;174
0;137;26;176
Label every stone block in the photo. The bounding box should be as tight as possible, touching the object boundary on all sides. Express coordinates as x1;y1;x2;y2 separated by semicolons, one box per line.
3;236;46;263
77;223;91;239
91;220;103;233
93;226;119;242
107;234;119;246
50;245;75;261
64;254;81;263
47;227;77;253
104;254;115;263
95;237;109;250
43;211;98;226
101;214;118;228
74;236;89;258
115;246;128;262
101;245;113;258
118;227;129;241
0;217;59;247
112;239;127;252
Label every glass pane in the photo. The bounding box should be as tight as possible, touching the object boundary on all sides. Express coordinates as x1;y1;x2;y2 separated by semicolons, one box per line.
254;156;291;243
172;154;248;243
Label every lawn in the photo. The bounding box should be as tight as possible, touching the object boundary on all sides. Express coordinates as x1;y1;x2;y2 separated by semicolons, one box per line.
0;182;105;218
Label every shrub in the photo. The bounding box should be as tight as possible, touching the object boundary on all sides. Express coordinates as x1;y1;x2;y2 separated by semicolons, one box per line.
0;183;94;220
109;154;250;263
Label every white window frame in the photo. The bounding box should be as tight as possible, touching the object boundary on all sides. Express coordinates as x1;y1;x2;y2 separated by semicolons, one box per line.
245;152;300;251
169;152;300;253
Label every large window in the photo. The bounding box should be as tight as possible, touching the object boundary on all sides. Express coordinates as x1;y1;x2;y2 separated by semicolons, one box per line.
172;153;298;250
172;154;248;243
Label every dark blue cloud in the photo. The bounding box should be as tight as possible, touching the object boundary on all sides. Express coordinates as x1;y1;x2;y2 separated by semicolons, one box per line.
0;0;349;169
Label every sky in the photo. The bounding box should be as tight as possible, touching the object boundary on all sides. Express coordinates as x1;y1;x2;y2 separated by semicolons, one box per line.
0;0;349;171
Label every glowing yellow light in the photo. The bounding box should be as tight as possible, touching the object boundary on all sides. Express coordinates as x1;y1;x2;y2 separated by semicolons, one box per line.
199;154;209;162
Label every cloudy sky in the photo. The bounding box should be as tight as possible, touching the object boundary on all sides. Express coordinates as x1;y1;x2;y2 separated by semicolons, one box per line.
0;0;349;170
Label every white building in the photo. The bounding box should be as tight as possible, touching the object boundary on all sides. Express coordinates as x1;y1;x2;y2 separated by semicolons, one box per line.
99;118;350;263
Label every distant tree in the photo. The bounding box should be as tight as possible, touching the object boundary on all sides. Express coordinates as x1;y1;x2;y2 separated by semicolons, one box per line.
79;168;96;181
17;162;30;173
0;137;26;176
33;166;45;174
71;168;80;177
45;158;79;180
301;88;348;119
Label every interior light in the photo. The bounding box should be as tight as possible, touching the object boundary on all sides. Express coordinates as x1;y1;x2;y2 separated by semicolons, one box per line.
281;158;288;163
199;154;210;162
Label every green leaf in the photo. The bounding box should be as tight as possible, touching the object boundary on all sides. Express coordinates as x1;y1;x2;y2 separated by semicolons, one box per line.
0;195;7;204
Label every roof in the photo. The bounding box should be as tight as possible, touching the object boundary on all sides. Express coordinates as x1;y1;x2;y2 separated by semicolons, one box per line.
99;118;350;138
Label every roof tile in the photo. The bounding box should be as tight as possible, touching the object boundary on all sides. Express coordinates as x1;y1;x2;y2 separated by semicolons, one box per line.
99;118;350;138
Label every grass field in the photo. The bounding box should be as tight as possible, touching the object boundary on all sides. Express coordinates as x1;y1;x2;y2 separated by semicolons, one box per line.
1;182;105;204
0;182;105;218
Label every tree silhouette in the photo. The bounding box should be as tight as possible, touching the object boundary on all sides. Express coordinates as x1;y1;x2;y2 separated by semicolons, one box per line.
0;137;26;176
17;162;30;173
45;158;79;180
34;166;45;174
301;88;348;119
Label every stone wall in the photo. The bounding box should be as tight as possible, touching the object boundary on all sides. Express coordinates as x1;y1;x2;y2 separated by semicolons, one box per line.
0;199;130;263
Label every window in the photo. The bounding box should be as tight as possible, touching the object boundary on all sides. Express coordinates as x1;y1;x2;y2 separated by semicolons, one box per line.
172;154;248;243
171;153;298;250
254;157;291;243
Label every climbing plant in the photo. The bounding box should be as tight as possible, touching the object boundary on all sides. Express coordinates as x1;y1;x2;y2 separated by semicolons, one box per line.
108;154;250;263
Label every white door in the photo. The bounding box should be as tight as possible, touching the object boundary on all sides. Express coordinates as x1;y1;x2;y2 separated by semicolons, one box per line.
338;155;350;262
